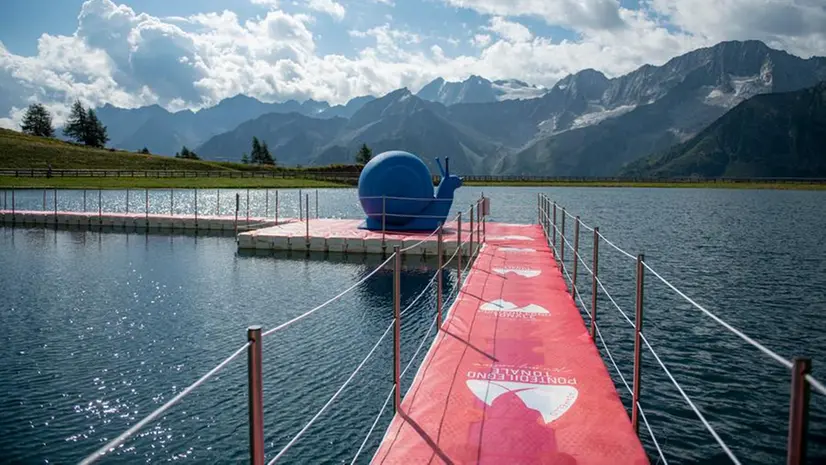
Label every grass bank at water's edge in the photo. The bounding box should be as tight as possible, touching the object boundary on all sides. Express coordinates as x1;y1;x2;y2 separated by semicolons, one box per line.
0;177;349;189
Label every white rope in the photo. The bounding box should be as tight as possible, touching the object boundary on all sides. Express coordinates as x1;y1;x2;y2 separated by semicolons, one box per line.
637;402;668;465
78;342;251;465
263;254;395;337
806;374;826;396
641;261;793;370
349;386;395;465
267;320;395;464
402;311;440;378
596;230;636;260
594;323;633;395
640;332;741;465
400;272;437;317
399;212;460;253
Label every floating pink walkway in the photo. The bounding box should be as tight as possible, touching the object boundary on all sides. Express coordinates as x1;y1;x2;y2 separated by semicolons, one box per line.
372;223;649;465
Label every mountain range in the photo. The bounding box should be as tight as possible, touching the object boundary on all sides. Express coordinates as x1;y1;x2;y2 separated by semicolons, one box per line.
92;40;826;176
621;81;826;178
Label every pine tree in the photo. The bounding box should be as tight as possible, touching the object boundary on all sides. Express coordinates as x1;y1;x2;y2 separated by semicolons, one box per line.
63;100;87;143
84;109;108;148
261;141;275;165
20;103;55;138
356;143;372;165
140;147;150;154
180;146;191;158
241;152;250;164
251;137;262;164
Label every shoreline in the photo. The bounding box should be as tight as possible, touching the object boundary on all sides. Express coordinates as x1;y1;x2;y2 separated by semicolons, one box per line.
2;177;826;191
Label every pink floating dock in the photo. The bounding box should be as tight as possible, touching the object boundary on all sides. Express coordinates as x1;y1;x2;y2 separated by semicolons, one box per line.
237;218;476;255
0;209;274;231
372;223;649;464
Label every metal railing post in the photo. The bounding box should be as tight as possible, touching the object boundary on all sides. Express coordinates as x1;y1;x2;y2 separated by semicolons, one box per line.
560;208;566;265
247;326;265;465
315;189;319;218
381;195;386;251
126;188;129;214
194;188;198;227
470;204;475;258
572;216;580;291
98;189;102;223
305;193;310;252
265;189;269;218
457;212;463;284
11;189;14;220
217;190;220;216
552;202;557;251
145;189;149;227
631;253;645;434
299;189;303;221
393;246;402;412
235;193;240;235
275;190;279;223
246;189;250;226
53;189;57;221
437;223;444;328
786;357;812;465
590;227;599;340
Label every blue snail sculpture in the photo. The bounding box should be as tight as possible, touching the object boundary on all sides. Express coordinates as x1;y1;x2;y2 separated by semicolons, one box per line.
358;150;462;231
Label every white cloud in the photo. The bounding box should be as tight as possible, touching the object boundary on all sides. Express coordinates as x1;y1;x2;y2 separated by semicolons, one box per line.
307;0;346;20
442;0;625;30
0;0;824;129
471;34;491;47
647;0;826;56
485;17;533;43
250;0;278;6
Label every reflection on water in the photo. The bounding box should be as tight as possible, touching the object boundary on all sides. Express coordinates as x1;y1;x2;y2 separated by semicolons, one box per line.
1;186;825;464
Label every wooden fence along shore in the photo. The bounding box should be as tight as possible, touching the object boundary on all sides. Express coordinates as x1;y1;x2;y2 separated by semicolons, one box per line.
2;168;826;185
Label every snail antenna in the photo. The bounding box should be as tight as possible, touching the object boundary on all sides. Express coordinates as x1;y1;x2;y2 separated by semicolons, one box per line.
445;157;450;177
435;157;446;178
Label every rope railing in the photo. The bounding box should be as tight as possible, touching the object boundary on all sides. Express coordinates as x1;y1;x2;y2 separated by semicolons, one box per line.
537;193;822;465
78;341;251;465
70;193;489;465
641;261;794;370
262;254;396;337
267;318;395;464
639;332;742;465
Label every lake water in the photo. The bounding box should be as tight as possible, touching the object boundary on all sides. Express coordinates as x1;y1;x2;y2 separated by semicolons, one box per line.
1;187;825;464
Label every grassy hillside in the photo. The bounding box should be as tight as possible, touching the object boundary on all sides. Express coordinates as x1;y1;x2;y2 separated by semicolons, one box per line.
0;128;237;171
0;129;355;187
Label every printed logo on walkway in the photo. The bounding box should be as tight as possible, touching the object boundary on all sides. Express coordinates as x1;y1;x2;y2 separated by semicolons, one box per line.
498;246;536;253
371;223;650;465
465;380;579;424
487;235;533;241
492;267;541;278
480;299;549;317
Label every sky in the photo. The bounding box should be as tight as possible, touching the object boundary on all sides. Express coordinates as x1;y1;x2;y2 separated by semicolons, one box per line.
1;0;825;127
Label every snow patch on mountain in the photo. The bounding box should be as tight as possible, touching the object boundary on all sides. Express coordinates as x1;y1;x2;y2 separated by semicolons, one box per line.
492;80;548;101
571;104;637;129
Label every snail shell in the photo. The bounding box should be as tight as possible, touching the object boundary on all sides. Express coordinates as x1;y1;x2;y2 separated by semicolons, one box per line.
358;150;435;226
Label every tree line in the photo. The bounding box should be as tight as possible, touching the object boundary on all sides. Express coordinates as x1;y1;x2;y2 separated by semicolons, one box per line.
20;101;109;148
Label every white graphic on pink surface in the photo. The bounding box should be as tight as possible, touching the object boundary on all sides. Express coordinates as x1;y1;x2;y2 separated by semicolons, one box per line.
465;380;579;423
499;247;536;253
492;267;541;278
480;299;549;314
488;235;533;241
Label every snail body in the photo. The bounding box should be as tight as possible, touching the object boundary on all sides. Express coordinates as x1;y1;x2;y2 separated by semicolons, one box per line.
358;150;462;231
